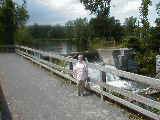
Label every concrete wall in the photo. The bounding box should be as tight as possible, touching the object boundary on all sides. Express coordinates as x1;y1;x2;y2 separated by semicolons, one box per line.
97;48;138;72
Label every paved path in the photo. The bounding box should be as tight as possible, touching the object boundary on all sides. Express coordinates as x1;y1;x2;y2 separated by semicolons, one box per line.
0;54;131;120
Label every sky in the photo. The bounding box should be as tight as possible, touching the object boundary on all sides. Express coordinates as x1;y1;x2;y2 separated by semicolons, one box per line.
15;0;159;26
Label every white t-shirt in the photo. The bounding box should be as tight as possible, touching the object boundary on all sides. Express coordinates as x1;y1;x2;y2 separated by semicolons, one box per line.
73;61;88;81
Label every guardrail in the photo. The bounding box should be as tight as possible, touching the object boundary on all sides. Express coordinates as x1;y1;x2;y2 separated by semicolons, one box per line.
14;45;160;120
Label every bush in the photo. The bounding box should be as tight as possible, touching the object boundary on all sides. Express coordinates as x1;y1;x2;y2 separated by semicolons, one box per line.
123;36;142;51
15;27;33;45
136;50;156;76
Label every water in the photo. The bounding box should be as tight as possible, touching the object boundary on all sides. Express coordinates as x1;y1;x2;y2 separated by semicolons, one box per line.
29;40;77;55
32;40;149;93
88;64;149;92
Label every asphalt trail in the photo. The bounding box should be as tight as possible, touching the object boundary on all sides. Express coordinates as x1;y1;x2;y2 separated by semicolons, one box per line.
0;54;129;120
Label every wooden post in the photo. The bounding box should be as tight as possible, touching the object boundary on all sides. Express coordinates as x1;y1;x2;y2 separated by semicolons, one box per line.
38;52;41;68
20;48;23;60
32;51;35;64
69;62;73;71
100;71;106;101
49;54;52;63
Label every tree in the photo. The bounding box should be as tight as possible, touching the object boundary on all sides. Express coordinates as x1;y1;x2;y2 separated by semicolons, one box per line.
28;24;51;39
123;36;141;51
15;27;33;45
80;0;111;17
156;2;160;27
156;2;160;16
73;18;90;51
139;0;152;46
65;20;75;39
122;16;142;50
15;1;29;28
0;0;4;44
28;24;66;39
124;16;138;36
112;19;124;43
48;25;66;39
155;18;160;27
148;2;160;52
149;27;160;52
0;0;29;45
0;0;4;7
1;0;16;45
89;16;123;42
132;0;159;76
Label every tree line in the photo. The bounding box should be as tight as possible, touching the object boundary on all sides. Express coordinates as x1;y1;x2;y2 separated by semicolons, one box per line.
17;17;123;49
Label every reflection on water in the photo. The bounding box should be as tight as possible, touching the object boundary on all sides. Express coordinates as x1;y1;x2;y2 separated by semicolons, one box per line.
30;40;77;55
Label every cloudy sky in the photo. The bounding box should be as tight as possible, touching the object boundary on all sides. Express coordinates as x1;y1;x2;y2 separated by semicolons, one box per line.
15;0;159;26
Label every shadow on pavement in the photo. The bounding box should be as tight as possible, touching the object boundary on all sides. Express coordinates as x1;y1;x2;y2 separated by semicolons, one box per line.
0;83;12;120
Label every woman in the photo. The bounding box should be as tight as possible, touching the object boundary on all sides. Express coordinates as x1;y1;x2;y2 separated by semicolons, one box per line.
73;54;88;96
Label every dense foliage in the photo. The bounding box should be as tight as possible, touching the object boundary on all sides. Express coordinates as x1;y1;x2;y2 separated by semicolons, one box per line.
123;0;159;76
139;0;152;47
80;0;111;17
0;0;28;45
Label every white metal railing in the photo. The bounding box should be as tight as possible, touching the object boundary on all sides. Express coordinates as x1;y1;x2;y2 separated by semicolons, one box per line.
15;45;160;120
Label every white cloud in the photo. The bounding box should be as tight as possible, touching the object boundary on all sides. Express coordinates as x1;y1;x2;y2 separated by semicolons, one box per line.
21;0;157;25
111;0;141;24
122;1;141;14
34;0;143;24
110;0;158;26
35;0;90;19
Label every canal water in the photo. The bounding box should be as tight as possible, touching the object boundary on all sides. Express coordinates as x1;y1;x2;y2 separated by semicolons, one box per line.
28;40;77;55
31;40;149;93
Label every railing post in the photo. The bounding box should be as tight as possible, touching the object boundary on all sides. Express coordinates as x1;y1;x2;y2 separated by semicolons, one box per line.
38;52;41;68
25;49;28;55
38;52;41;59
49;53;52;63
19;48;23;60
100;71;106;101
49;53;53;75
35;49;41;68
69;62;73;71
32;50;35;64
69;62;73;84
